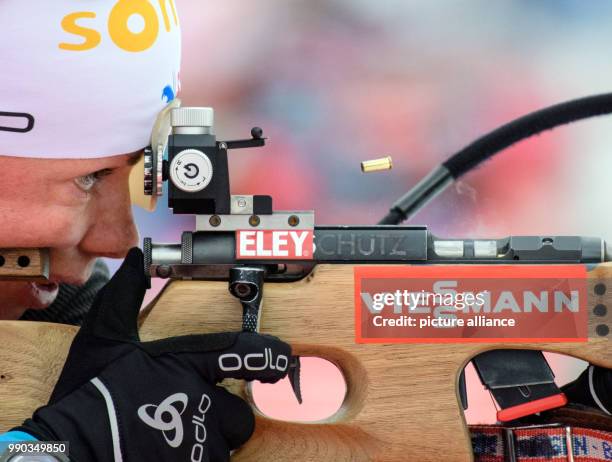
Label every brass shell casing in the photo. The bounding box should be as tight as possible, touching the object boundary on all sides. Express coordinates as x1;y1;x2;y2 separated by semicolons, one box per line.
361;156;393;173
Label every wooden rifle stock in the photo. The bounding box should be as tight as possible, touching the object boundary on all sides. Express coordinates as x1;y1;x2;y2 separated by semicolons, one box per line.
0;264;609;461
0;248;49;281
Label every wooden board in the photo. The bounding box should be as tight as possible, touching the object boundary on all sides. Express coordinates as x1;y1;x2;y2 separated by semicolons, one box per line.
0;264;610;461
0;248;49;281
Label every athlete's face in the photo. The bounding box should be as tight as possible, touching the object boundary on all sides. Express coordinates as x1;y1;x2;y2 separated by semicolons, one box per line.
0;153;140;319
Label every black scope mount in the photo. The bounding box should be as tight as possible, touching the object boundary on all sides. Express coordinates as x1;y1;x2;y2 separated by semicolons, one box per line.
144;106;271;215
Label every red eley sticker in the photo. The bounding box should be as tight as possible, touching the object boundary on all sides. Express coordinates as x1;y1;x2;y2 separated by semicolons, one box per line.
354;265;588;343
236;229;314;260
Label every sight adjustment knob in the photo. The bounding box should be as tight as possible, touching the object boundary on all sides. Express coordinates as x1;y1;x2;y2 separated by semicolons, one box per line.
171;107;214;134
169;149;213;193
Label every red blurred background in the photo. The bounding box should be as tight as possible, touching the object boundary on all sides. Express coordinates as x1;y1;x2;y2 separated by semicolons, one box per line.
118;0;612;425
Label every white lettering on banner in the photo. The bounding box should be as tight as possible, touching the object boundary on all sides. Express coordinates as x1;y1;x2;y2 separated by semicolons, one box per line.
291;230;308;257
236;230;314;259
272;232;288;257
361;284;579;314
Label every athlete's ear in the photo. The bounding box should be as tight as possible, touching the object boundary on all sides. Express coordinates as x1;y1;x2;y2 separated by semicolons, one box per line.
82;247;147;342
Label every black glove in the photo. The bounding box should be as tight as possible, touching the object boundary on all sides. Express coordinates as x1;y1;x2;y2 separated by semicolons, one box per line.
15;248;291;462
562;365;612;415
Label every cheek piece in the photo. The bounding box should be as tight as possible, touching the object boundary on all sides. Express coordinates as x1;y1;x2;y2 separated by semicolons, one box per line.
14;248;291;462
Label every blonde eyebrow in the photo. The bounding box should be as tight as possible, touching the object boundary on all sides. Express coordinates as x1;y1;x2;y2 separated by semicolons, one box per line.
126;151;144;166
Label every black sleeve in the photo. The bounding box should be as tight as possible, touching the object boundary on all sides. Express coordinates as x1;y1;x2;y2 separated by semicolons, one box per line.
20;259;110;326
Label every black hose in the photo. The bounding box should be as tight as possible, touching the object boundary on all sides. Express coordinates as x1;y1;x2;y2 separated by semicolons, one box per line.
380;93;612;225
444;93;612;178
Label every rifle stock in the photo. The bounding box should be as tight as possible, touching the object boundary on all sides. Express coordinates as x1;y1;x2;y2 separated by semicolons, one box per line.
0;264;609;461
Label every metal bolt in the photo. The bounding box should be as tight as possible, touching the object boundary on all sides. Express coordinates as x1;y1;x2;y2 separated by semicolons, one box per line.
288;215;300;227
156;265;172;279
594;304;607;317
17;256;30;267
234;283;253;298
209;215;221;227
237;199;247;208
249;215;260;227
594;283;607;295
596;324;609;337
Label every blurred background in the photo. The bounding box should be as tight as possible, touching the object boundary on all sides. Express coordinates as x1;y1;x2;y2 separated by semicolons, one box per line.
115;0;612;424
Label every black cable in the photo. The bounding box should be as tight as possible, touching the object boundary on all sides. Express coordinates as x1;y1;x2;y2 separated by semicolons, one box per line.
443;92;612;177
380;93;612;225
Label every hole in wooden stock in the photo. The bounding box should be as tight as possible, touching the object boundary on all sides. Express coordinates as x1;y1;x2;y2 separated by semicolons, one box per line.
251;357;347;422
17;256;30;267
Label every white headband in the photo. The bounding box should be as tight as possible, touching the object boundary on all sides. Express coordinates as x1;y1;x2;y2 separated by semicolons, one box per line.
0;0;181;159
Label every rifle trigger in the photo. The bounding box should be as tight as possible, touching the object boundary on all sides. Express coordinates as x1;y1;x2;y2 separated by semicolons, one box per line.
228;266;265;333
289;356;303;405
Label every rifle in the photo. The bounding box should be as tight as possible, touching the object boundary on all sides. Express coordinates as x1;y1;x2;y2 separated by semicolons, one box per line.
0;95;610;461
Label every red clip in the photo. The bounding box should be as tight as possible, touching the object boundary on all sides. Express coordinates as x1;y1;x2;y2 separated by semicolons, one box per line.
496;393;568;422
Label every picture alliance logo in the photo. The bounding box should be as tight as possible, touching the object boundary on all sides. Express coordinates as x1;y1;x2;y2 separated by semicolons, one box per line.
137;392;212;462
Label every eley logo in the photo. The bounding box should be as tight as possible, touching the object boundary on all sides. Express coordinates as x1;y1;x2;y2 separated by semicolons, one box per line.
236;230;314;260
59;0;179;52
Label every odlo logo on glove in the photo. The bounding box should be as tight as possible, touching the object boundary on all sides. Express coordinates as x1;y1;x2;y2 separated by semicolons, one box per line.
138;392;212;461
14;249;291;461
218;348;290;372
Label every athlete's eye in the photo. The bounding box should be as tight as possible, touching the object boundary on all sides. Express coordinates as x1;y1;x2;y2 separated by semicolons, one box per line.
74;169;112;192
